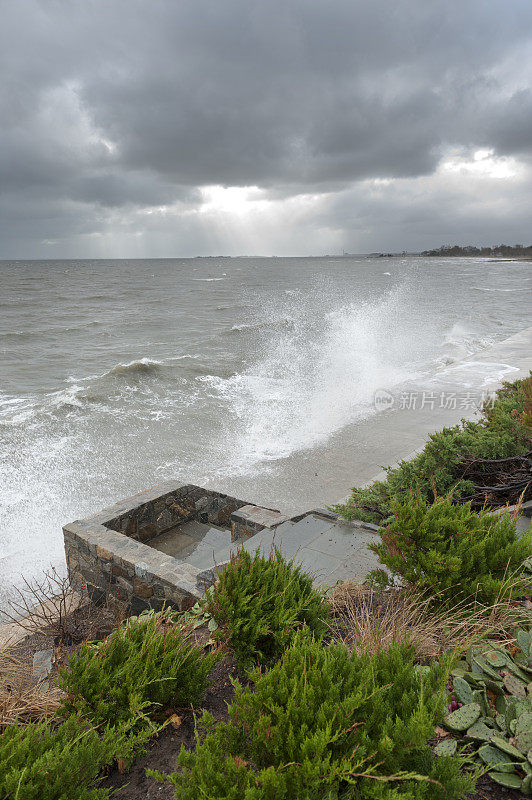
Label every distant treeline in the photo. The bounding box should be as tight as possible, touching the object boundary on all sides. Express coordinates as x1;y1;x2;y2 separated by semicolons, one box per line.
421;244;532;257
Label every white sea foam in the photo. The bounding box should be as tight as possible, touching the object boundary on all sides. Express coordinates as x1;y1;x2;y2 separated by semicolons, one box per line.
430;360;518;389
442;321;494;354
204;285;427;469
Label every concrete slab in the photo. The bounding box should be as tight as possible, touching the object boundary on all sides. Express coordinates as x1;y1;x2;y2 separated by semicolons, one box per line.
149;531;197;557
183;534;233;570
306;524;377;558
217;514;383;588
232;505;290;529
291;549;343;582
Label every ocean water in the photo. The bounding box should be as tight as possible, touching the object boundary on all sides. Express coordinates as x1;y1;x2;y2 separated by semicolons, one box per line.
0;255;530;606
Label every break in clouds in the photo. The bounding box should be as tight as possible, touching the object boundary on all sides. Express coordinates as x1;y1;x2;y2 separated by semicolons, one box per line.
1;0;532;257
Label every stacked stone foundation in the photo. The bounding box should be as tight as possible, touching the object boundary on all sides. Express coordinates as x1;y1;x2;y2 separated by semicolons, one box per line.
63;482;248;614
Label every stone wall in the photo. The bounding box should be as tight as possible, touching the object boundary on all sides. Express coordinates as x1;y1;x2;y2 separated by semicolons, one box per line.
230;505;291;541
63;482;248;614
105;484;247;543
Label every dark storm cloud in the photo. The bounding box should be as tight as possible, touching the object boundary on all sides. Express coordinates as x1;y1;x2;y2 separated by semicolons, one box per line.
1;0;532;256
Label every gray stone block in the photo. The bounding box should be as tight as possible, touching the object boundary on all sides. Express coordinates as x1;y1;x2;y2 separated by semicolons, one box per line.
32;649;54;681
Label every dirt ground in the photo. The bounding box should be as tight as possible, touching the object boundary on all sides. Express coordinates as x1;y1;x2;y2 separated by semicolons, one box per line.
100;656;239;799
468;774;524;800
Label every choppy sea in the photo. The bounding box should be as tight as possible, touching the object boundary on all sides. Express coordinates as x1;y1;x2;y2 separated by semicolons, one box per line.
1;255;530;606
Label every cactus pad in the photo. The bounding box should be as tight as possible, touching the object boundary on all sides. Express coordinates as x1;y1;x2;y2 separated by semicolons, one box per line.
453;676;474;705
495;695;507;715
473;656;504;681
518;629;532;657
434;739;457;757
472;688;489;715
521;774;532;795
516;712;532;735
490;736;524;759
478;744;515;770
444;702;481;732
515;731;532;754
508;660;531;682
485;650;507;668
504;674;527;698
466;720;493;741
489;772;523;789
495;713;506;730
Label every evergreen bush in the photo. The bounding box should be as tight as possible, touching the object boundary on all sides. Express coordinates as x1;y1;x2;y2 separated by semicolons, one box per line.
334;374;531;524
151;632;475;799
59;611;218;725
368;494;531;604
0;714;153;800
206;548;328;670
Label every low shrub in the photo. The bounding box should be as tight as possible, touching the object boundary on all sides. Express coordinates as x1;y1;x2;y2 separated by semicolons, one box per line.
333;374;532;524
206;548;329;670
59;611;218;725
368;495;531;604
151;631;475;799
0;713;153;800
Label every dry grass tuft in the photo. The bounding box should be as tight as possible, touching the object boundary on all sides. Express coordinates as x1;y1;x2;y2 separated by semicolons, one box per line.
0;645;62;729
329;581;526;660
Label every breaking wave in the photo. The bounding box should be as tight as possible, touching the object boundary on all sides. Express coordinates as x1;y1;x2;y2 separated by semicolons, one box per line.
204;285;431;469
102;357;163;377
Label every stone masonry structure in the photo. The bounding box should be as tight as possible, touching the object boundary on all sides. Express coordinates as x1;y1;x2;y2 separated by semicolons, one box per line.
63;482;250;613
63;482;295;613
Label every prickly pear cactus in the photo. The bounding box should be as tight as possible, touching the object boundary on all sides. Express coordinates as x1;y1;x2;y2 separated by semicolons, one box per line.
504;673;527;698
478;743;515;771
485;650;507;669
466;720;493;742
437;624;532;788
490;771;523;789
444;703;481;731
434;738;457;757
452;675;473;705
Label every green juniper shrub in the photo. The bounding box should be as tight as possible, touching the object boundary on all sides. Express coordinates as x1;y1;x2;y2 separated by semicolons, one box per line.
368;494;532;604
205;548;329;670
0;713;154;800
59;611;219;726
333;374;532;524
150;631;475;799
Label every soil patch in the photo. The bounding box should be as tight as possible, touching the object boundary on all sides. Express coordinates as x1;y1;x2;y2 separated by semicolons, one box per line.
467;773;524;800
100;656;239;799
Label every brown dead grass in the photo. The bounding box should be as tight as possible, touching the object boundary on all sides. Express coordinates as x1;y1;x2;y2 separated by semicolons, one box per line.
329;581;527;660
0;645;62;729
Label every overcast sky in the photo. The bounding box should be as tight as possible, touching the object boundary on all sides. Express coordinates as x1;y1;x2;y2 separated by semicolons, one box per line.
1;0;532;258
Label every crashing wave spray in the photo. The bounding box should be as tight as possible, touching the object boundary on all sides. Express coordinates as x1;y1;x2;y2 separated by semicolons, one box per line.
204;282;433;471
